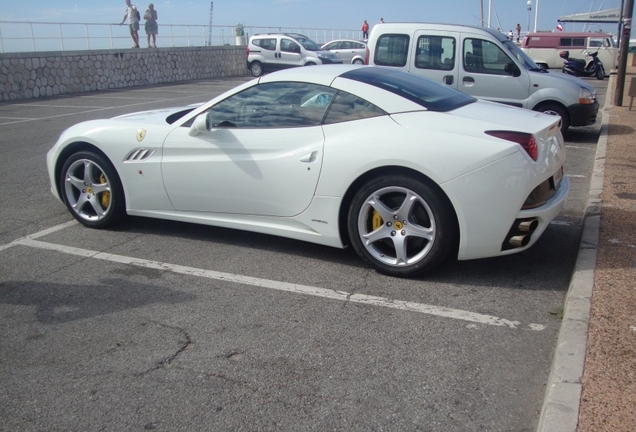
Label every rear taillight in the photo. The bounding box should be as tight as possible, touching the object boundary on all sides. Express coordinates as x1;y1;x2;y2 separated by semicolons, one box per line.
486;131;538;161
364;46;369;65
245;47;249;57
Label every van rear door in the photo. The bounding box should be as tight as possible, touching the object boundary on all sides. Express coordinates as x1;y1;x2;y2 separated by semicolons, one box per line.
410;31;459;89
458;34;530;107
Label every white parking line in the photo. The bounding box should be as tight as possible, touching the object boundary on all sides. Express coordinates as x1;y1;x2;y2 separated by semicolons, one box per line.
565;145;594;150
0;94;208;125
2;222;546;331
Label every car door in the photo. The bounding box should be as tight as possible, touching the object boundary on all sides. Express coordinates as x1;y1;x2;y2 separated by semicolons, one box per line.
335;41;359;63
279;37;304;67
322;41;342;58
253;37;280;70
459;35;530;107
410;31;458;89
161;82;335;217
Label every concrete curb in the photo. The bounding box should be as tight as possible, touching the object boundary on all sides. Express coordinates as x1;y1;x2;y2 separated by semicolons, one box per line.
536;76;612;432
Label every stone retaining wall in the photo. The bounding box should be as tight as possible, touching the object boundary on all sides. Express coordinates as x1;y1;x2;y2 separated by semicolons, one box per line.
0;46;248;101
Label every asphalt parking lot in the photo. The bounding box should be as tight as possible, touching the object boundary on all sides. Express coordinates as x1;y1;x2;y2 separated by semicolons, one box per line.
0;75;607;431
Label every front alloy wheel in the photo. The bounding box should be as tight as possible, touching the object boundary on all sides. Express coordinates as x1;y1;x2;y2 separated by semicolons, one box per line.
348;176;456;277
60;151;125;228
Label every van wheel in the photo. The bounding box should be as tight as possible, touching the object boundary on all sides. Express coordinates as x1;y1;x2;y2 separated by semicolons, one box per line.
304;62;316;66
353;59;364;65
535;103;569;134
250;61;263;77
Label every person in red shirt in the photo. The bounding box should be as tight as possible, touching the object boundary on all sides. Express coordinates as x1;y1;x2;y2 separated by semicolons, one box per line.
361;20;369;39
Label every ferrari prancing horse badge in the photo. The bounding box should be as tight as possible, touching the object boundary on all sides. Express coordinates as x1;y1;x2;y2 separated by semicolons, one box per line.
136;129;146;142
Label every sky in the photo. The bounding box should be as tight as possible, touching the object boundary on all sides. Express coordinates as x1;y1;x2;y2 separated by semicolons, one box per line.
0;0;631;34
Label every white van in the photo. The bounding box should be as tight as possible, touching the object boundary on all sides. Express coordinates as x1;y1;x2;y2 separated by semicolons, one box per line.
520;32;618;70
246;33;342;77
366;23;599;133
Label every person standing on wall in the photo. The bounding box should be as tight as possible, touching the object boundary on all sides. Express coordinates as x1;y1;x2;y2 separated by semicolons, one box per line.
120;0;140;48
144;3;158;48
361;20;369;40
516;23;521;42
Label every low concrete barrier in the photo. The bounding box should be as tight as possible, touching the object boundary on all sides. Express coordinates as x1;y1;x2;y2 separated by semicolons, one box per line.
0;46;248;101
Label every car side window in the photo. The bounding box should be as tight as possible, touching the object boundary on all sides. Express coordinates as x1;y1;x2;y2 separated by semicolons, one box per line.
414;35;456;71
374;34;410;67
324;41;339;50
281;39;300;53
559;37;585;47
254;38;276;50
463;38;512;75
323;91;386;125
206;82;336;128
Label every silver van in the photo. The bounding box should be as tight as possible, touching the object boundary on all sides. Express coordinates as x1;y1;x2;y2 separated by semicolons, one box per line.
366;23;599;133
246;33;342;77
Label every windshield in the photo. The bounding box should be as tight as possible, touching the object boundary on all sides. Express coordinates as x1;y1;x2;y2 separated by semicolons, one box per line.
294;35;321;51
501;40;543;72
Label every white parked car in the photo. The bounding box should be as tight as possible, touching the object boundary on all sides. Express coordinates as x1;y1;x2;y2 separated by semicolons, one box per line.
321;39;367;64
47;65;569;277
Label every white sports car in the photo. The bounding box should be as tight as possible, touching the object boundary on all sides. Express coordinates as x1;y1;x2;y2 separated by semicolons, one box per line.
47;65;569;277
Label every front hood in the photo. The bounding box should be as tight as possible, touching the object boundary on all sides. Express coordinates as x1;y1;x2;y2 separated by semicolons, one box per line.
110;103;203;124
314;50;341;60
530;69;596;91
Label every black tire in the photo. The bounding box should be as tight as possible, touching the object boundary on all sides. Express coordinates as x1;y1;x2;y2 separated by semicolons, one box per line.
304;62;316;66
347;175;456;277
59;151;126;228
249;61;263;77
596;67;605;80
535;103;570;134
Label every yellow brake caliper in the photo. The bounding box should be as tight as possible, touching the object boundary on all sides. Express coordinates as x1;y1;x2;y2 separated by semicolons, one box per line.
99;173;111;209
372;210;383;231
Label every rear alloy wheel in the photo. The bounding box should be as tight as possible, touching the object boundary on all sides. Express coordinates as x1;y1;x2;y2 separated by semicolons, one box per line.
348;175;456;277
60;151;125;228
535;103;569;134
250;61;263;77
353;59;364;65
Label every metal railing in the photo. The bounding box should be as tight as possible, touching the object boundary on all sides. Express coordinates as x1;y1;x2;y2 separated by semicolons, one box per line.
0;21;360;53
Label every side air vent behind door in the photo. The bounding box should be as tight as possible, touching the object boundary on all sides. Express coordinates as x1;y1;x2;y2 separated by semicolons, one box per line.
124;148;156;162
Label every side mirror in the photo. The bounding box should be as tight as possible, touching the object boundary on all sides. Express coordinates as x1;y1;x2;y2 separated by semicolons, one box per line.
504;62;521;77
188;112;211;136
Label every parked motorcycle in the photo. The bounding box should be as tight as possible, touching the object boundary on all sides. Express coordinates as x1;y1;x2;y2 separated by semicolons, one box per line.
559;50;606;80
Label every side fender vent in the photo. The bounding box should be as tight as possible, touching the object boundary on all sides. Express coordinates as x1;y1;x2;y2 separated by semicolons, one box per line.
124;148;156;162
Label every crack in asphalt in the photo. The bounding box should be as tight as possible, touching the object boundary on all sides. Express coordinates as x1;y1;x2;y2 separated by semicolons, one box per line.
136;320;192;376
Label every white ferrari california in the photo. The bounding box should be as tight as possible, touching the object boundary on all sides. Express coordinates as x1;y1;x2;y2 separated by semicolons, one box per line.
47;65;569;277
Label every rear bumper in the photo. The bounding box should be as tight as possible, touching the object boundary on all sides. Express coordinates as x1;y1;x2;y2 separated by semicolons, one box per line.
567;101;599;127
